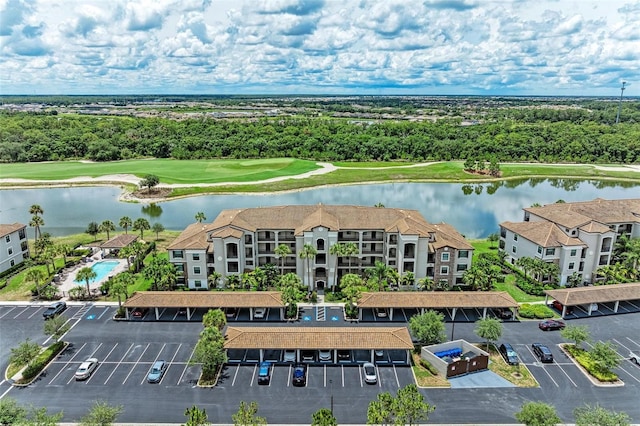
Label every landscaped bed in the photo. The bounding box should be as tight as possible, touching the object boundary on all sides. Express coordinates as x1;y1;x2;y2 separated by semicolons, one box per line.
8;341;67;385
482;344;538;387
411;353;450;387
561;344;620;383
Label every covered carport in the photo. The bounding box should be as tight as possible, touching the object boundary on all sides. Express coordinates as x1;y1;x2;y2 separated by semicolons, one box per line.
123;291;285;321
224;326;414;364
544;282;640;318
357;291;519;322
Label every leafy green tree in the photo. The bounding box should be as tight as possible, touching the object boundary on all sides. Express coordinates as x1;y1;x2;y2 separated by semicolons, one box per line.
9;339;42;367
416;276;434;291
409;310;446;346
0;398;26;425
142;255;176;291
573;404;630;426
22;406;64;426
202;309;227;330
279;273;304;318
151;222;165;240
110;272;133;308
99;220;116;240
139;174;160;193
85;221;100;241
184;405;209;426
208;271;222;289
231;401;266;426
133;218;150;239
44;314;70;342
367;392;395;425
589;341;621;372
119;216;132;234
487;233;499;248
514;401;561;426
392;384;435;425
76;266;97;297
299;243;317;289
57;243;73;265
195;212;206;223
79;401;122;426
474;317;503;351
343;242;359;274
191;327;227;380
311;408;337;426
274;244;292;276
560;325;590;349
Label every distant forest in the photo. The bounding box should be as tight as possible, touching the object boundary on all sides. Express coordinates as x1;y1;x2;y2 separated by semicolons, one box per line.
1;96;639;163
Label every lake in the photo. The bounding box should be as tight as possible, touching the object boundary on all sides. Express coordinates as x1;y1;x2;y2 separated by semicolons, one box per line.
0;178;637;239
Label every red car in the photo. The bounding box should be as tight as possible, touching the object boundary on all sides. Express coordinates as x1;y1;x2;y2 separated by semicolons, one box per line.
538;319;566;331
552;300;573;314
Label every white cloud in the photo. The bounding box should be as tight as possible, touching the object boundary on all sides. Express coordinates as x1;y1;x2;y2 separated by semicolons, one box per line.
0;0;638;95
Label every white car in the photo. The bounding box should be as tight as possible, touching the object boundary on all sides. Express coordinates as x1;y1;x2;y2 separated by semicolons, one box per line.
283;349;296;362
631;351;640;365
363;362;377;384
75;358;99;380
319;350;332;362
253;308;266;319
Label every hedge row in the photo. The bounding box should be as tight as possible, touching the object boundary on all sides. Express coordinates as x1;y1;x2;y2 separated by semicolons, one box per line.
19;341;65;383
518;304;554;319
564;345;618;382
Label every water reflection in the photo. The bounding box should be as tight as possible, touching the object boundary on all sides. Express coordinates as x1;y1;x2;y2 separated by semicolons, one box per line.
0;178;637;240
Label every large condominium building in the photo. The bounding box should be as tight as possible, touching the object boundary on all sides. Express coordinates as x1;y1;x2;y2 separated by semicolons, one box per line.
499;198;640;285
0;223;30;274
168;204;473;290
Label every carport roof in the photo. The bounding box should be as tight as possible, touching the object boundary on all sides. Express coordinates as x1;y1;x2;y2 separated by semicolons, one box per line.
224;326;414;350
357;291;518;309
124;291;284;308
545;282;640;306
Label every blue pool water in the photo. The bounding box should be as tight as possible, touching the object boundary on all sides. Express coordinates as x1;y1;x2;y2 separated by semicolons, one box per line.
75;260;120;284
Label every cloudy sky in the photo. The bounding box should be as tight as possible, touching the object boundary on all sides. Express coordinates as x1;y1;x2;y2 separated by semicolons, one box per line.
1;0;638;96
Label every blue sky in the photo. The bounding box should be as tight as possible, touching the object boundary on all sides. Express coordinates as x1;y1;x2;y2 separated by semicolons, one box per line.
0;0;638;96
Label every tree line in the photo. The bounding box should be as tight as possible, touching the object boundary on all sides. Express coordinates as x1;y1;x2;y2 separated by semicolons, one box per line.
1;111;639;163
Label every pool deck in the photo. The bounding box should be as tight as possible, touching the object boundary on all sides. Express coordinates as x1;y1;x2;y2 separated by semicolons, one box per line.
56;256;128;300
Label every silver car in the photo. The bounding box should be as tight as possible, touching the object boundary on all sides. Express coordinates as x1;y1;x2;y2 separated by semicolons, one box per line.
147;360;166;383
75;358;98;380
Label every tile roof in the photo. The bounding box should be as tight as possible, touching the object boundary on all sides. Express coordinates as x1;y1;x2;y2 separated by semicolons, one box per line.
0;223;26;238
524;198;640;228
357;291;518;309
224;326;414;350
500;221;585;247
167;222;213;250
124;291;284;308
100;234;138;249
430;223;474;250
545;282;640;306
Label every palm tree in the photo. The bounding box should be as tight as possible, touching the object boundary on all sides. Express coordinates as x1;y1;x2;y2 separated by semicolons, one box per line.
195;212;206;223
133;218;150;239
119;216;132;234
111;272;134;308
25;268;46;298
275;244;292;276
343;242;359;274
29;215;45;253
151;223;165;240
208;271;222;289
417;276;434;291
100;220;116;240
57;243;72;265
299;244;317;289
76;266;97;298
329;243;344;289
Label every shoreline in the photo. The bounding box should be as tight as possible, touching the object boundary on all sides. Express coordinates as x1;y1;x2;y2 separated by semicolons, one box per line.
1;162;639;204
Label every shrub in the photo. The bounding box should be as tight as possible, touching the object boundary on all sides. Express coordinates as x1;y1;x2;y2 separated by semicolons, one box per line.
564;345;618;382
519;304;554;319
419;358;439;375
19;341;65;382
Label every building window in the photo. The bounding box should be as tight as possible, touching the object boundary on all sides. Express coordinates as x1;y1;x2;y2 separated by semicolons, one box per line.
568;262;575;270
316;239;325;251
194;280;202;288
441;252;450;262
8;248;13;256
458;250;469;258
172;250;184;259
545;248;555;256
440;266;449;275
19;229;26;239
194;266;201;274
570;249;577;256
513;234;518;241
537;246;542;254
192;254;200;261
456;264;467;272
512;246;517;254
174;264;184;273
5;235;10;243
10;260;15;267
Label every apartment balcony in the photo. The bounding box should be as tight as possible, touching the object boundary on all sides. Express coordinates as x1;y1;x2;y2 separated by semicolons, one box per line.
361;249;384;255
277;231;295;241
338;231;359;241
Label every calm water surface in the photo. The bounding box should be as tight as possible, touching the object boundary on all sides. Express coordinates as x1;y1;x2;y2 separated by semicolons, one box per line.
0;179;637;239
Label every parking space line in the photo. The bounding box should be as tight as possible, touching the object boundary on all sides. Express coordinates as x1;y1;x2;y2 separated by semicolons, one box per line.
286;364;292;387
0;307;16;319
541;365;559;387
627;300;640;310
104;343;134;385
177;346;196;385
341;365;345;387
13;306;30;319
140;343;166;385
392;365;400;388
553;364;578;387
27;307;42;319
123;343;149;385
86;343;118;384
48;343;87;385
323;365;327;387
249;364;257;386
231;365;240;386
96;307;110;320
44;315;78;346
158;344;182;385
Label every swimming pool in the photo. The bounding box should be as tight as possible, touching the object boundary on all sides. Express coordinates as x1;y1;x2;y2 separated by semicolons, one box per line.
75;260;120;284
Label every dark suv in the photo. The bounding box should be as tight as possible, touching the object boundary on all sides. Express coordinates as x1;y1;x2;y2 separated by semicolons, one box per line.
499;343;519;365
43;301;66;320
532;343;554;363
